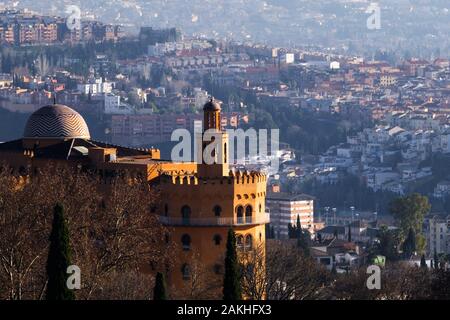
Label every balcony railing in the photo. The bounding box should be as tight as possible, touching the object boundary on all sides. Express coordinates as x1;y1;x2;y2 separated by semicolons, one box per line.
158;213;270;227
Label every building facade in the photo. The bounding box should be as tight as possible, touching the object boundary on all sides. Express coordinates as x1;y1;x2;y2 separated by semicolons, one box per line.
0;98;268;298
425;215;450;256
266;192;315;239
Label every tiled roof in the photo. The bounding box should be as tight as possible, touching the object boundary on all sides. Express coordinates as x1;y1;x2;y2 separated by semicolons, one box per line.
23;104;90;139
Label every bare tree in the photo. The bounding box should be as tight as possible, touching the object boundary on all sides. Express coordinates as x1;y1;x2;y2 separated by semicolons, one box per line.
0;169;49;299
171;251;222;300
240;244;267;300
240;240;331;300
328;262;433;300
0;164;173;300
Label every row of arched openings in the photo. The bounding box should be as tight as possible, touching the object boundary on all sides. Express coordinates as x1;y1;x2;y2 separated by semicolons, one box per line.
180;233;254;252
181;234;222;251
181;262;223;280
236;205;252;224
180;233;253;281
173;204;260;225
236;234;253;251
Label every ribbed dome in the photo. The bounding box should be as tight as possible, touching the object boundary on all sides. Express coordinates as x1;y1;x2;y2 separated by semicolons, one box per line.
203;98;221;111
23;104;90;139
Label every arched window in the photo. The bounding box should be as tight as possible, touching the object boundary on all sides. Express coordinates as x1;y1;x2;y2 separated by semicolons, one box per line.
236;206;244;224
181;264;191;280
245;263;255;277
245;205;252;223
259;204;262;213
245;234;253;250
236;235;244;250
181;234;191;251
213;205;222;217
213;234;222;246
224;143;227;163
181;205;191;225
213;264;223;275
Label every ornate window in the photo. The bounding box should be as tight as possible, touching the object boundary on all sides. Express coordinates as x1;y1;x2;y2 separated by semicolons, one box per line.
236;235;244;250
181;234;191;251
245;234;253;250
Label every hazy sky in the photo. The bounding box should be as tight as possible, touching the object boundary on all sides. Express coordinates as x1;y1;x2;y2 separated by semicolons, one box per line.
2;0;449;57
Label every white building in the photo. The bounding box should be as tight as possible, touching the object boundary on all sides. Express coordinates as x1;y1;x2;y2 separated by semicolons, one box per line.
266;192;315;239
193;88;209;110
77;78;114;95
425;215;450;256
330;61;340;70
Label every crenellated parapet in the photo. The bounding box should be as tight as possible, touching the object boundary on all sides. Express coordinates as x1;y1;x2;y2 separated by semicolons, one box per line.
160;169;267;186
23;149;35;158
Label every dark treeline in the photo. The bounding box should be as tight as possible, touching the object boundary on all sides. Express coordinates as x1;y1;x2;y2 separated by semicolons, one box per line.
0;40;148;77
294;174;398;214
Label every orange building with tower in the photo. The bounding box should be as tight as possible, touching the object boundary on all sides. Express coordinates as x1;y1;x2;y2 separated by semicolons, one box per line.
0;98;268;298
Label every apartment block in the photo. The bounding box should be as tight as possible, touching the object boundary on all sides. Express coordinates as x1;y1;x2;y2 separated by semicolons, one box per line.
266;192;315;239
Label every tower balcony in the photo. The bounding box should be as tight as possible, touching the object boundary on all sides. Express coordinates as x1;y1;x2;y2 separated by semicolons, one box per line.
158;213;270;227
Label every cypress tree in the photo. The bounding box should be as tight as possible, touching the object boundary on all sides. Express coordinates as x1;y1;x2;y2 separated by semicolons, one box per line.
402;228;416;258
287;223;293;238
296;226;310;257
434;250;439;269
153;272;167;300
420;255;427;269
46;203;75;300
223;228;242;300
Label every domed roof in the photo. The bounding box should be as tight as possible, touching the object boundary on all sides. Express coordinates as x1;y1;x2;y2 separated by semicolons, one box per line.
203;98;221;111
23;104;90;139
